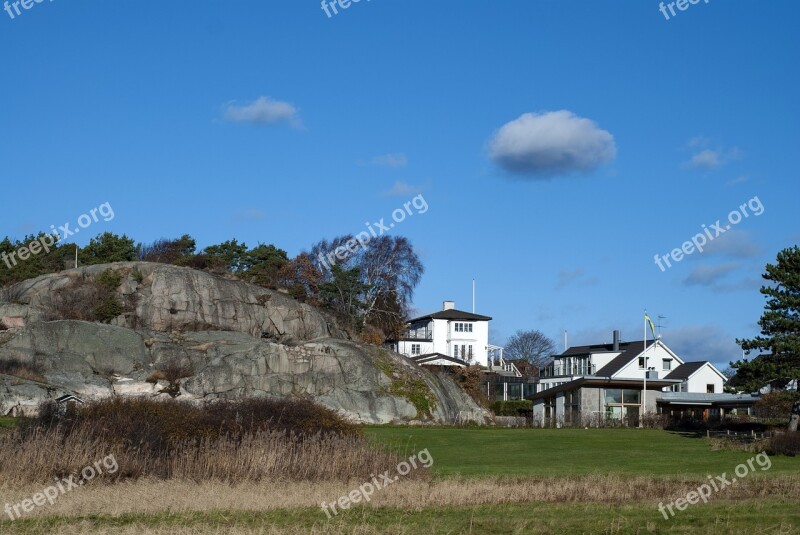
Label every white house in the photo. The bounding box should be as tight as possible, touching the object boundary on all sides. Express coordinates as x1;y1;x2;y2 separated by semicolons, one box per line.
531;330;734;425
390;301;508;370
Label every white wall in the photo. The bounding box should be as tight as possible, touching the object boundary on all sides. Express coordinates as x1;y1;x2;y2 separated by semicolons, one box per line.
397;318;490;367
687;365;725;394
613;344;683;380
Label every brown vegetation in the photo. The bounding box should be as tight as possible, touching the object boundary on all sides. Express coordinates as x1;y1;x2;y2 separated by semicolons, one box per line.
0;398;413;485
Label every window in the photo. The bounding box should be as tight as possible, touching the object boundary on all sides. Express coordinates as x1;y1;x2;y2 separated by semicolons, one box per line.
468;345;473;359
707;384;715;394
411;344;420;355
662;359;671;371
454;322;473;333
638;357;645;369
604;388;642;423
453;345;459;357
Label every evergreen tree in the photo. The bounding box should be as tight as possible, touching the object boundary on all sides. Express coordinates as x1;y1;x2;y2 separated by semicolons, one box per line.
733;246;800;431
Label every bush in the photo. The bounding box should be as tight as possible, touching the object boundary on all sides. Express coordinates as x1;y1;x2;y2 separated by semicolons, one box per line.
755;391;797;421
1;397;412;485
47;269;125;323
767;431;800;456
454;365;489;408
360;324;386;345
26;397;359;451
492;400;532;416
0;358;47;383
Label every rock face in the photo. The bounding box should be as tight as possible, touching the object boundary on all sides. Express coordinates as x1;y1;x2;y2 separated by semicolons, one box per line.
0;263;486;424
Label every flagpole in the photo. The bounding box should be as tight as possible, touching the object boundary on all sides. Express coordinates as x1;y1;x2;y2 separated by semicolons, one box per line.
641;309;647;428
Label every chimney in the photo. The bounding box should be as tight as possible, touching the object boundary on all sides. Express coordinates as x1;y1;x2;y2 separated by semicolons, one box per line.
612;330;620;351
443;301;455;311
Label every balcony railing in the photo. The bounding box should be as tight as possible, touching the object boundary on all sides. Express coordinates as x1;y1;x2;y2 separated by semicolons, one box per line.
541;364;596;378
401;335;433;341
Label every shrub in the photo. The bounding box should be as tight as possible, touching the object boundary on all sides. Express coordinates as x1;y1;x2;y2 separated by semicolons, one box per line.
360;324;386;345
2;397;411;485
492;400;532;416
767;431;800;456
47;269;125;323
0;358;47;383
454;365;490;408
26;397;359;450
755;391;797;421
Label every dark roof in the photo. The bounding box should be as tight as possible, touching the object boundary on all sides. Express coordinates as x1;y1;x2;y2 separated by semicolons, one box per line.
594;340;655;377
664;361;708;381
528;376;679;401
55;394;84;404
408;309;492;323
412;353;469;367
560;339;651;356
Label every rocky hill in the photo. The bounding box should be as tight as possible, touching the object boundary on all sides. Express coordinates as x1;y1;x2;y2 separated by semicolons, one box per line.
0;262;486;424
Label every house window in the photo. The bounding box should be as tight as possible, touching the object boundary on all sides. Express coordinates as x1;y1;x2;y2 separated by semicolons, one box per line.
468;345;473;359
454;322;473;333
638;357;645;369
662;359;671;371
411;344;420;355
604;389;642;423
707;384;715;394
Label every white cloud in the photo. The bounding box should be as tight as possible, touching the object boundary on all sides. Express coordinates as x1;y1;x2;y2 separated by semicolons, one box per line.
383;181;421;197
683;263;739;286
370;153;408;168
488;110;616;177
701;230;762;259
223;96;300;126
555;267;598;290
684;138;742;170
688;149;722;170
662;325;741;370
234;208;267;222
726;175;749;186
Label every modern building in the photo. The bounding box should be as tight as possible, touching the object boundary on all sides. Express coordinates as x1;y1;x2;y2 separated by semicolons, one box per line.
529;330;739;426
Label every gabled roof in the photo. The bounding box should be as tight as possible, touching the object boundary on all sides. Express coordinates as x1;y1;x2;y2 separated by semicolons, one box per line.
407;309;492;323
411;353;469;367
594;341;655;377
664;361;708;380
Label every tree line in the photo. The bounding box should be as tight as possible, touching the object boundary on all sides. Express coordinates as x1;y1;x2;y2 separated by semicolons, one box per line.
0;231;423;343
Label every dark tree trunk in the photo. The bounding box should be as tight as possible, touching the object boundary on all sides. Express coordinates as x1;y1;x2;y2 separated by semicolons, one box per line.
789;383;800;432
789;379;800;431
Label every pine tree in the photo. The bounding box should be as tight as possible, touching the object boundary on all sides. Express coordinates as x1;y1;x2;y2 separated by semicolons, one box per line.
733;246;800;431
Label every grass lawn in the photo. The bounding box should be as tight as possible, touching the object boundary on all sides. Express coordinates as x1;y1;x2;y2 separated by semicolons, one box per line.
0;416;16;429
364;426;800;478
1;499;797;534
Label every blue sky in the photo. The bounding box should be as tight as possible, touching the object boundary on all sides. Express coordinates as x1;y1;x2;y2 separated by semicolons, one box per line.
1;0;798;370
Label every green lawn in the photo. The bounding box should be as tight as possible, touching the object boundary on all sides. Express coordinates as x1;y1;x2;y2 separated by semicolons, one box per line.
1;500;797;534
364;426;800;478
0;416;16;429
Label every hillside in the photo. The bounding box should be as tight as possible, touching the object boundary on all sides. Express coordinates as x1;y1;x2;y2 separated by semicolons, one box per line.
0;262;485;424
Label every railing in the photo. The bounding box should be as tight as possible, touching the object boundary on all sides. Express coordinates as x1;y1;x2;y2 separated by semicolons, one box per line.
401;335;433;341
541;364;596;378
